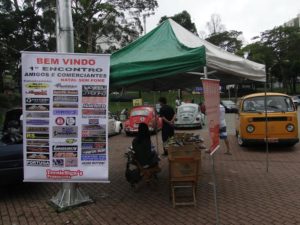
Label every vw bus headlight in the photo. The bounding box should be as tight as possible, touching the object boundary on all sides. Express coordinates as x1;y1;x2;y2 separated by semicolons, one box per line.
286;124;294;132
246;125;255;133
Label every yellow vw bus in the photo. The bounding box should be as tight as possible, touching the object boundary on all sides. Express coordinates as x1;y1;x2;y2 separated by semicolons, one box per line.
236;92;299;146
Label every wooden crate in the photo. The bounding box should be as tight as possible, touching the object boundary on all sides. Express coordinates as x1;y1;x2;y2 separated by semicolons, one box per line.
174;133;194;141
168;145;202;178
169;159;198;179
168;145;201;160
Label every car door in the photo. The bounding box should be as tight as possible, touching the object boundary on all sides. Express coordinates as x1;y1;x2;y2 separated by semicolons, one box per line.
108;112;115;135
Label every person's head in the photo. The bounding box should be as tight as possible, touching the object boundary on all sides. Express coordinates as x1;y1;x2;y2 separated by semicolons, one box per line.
137;123;150;141
158;97;167;106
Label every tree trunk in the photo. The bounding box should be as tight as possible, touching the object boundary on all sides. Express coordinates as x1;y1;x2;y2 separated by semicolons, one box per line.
13;0;19;11
293;75;297;94
280;63;288;93
87;22;92;52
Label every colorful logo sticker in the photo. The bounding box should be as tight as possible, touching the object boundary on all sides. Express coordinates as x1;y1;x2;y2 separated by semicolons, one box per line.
53;109;78;116
26;105;49;111
26;112;49;118
53;103;78;108
66;117;76;126
54;83;77;89
25;90;47;96
27;160;50;167
27;146;49;153
53;90;78;95
53;96;78;102
52;126;78;138
26;119;49;125
26;98;50;104
25;83;49;89
55;117;65;125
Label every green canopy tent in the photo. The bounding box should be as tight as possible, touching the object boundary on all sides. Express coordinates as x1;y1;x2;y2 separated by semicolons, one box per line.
110;19;206;91
110;19;266;91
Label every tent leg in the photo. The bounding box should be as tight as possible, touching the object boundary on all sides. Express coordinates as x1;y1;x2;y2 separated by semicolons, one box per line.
264;79;269;172
204;66;208;78
153;91;160;154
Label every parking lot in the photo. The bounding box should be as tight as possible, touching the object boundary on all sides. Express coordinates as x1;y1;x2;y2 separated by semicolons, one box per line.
1;114;300;225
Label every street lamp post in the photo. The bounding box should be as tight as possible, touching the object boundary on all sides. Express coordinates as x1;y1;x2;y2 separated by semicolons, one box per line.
50;0;93;211
142;12;154;35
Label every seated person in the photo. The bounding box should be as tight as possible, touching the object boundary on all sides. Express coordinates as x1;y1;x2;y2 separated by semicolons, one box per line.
132;123;159;168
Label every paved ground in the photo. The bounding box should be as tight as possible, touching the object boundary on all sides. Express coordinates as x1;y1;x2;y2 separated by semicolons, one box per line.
2;114;300;225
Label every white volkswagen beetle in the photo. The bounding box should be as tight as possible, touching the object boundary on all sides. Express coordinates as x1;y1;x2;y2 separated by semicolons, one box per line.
174;103;205;129
108;111;123;136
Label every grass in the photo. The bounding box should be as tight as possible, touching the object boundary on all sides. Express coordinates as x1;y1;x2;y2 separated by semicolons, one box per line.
109;91;205;115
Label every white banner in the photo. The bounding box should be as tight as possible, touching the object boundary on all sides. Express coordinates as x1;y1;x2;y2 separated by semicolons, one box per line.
22;52;110;182
202;79;220;155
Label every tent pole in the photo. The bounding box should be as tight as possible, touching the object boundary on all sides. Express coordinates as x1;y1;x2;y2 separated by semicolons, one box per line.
264;76;269;173
153;91;160;154
204;66;208;78
211;153;220;225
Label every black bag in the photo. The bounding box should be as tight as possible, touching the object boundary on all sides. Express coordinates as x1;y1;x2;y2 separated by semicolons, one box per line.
125;166;142;184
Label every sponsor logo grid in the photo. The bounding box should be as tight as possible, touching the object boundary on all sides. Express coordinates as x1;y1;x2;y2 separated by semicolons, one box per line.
22;52;109;182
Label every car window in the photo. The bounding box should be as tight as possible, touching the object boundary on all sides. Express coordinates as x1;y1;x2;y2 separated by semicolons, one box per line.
179;106;196;113
222;100;235;105
243;96;295;112
131;109;149;116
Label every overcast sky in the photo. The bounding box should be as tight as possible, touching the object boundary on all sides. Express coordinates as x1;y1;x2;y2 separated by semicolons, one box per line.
146;0;300;44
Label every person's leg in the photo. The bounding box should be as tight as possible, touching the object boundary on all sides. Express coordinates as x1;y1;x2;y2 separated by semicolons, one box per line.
161;126;168;155
224;138;231;154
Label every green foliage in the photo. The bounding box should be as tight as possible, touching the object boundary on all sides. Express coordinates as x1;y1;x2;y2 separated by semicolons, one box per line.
206;30;243;53
109;91;204;115
159;10;197;34
71;0;158;53
0;93;21;108
242;26;300;93
0;0;158;93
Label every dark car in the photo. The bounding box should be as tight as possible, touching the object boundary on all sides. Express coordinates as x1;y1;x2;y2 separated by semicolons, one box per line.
221;100;238;113
0;109;23;185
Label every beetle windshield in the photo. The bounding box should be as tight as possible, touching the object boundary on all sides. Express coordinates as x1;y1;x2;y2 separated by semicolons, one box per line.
243;96;295;112
179;106;196;113
131;109;149;116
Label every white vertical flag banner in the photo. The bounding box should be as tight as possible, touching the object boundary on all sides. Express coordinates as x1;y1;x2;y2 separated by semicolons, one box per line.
22;52;110;182
202;79;220;155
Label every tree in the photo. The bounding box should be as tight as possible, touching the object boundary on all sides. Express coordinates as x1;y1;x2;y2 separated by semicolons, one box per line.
206;14;225;35
206;30;243;53
0;0;158;93
159;10;197;34
0;0;55;92
71;0;158;53
259;26;300;93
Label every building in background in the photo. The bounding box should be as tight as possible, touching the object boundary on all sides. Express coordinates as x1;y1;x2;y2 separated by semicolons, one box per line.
284;14;300;27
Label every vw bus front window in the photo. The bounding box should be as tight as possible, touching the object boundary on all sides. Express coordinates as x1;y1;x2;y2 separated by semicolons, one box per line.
243;96;295;113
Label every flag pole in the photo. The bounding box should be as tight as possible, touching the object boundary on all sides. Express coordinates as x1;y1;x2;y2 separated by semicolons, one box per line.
202;66;220;224
264;71;269;173
50;0;92;211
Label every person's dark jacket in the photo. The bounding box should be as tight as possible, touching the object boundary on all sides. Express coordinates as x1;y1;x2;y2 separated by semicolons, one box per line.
132;138;154;167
